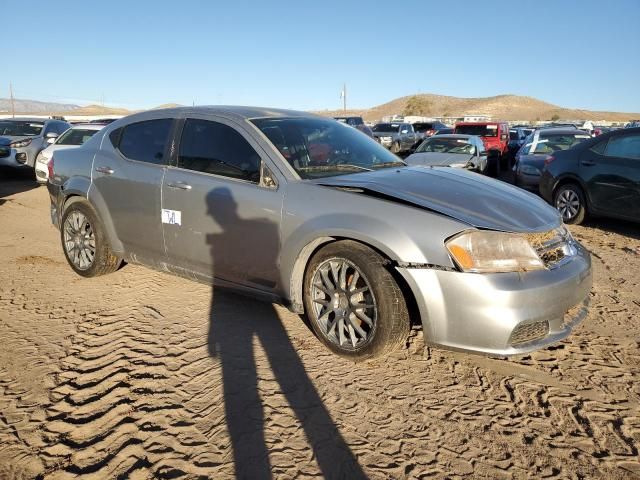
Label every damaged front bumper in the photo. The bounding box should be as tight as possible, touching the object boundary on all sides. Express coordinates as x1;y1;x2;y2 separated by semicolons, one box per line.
396;242;592;356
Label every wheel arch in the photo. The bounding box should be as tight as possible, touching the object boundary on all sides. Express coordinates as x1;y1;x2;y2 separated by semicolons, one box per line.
61;185;124;255
552;174;591;211
286;236;421;329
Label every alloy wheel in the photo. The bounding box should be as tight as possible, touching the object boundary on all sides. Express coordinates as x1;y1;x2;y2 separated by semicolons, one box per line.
63;211;96;270
556;189;581;221
310;258;377;349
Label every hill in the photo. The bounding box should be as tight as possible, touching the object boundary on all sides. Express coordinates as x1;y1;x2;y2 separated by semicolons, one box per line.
0;98;80;114
314;94;640;122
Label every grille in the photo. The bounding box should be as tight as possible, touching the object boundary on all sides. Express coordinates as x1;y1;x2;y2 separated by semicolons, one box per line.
527;227;575;269
0;147;9;158
510;320;549;346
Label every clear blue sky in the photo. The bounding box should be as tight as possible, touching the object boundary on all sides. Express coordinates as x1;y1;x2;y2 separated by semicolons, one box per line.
3;0;639;112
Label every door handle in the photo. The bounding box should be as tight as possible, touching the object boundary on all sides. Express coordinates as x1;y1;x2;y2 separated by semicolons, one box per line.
95;166;114;175
167;181;192;190
580;160;596;166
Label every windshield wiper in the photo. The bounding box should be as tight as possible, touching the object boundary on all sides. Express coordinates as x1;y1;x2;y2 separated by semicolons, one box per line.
371;161;407;169
298;164;373;172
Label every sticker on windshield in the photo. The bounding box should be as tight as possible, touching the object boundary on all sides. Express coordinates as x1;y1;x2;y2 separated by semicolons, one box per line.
576;135;590;138
456;139;469;143
161;209;181;226
486;125;497;129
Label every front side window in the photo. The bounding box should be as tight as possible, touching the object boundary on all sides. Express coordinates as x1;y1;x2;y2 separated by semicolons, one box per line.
178;119;261;182
604;134;640;160
252;117;405;179
56;128;99;146
0;121;44;136
118;119;172;164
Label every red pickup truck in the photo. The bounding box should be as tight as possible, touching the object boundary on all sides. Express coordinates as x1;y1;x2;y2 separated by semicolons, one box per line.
454;121;510;175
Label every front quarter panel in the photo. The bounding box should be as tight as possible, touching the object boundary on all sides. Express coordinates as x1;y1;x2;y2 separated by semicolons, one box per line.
280;181;469;304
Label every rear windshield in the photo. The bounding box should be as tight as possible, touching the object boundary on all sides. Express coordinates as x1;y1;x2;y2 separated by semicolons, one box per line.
372;123;400;132
528;133;591;154
0;121;44;136
56;128;99;146
416;138;474;154
456;125;498;137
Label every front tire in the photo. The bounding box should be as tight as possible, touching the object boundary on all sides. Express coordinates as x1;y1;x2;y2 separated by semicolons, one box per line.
61;201;121;277
303;240;410;361
554;183;586;224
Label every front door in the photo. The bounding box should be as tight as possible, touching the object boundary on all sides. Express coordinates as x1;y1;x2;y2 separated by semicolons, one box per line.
92;118;174;260
582;133;640;219
162;116;283;291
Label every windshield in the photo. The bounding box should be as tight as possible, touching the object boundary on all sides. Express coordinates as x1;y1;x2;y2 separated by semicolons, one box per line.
56;128;99;146
456;124;497;137
252;117;405;179
0;121;44;137
528;133;591;154
416;137;475;155
372;123;400;133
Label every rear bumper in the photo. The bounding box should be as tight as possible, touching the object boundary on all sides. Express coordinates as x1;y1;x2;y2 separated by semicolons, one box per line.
397;243;592;356
47;182;63;229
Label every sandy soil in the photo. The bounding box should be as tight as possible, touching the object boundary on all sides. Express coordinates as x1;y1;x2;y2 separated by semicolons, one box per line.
0;172;639;479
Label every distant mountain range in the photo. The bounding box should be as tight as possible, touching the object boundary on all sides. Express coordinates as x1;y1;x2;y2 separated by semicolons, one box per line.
314;94;640;122
0;98;80;114
2;94;638;122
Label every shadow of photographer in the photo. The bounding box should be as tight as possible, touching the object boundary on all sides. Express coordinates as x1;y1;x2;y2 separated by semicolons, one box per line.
205;187;366;479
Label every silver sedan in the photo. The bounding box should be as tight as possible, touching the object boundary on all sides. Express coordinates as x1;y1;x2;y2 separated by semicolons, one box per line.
47;107;591;360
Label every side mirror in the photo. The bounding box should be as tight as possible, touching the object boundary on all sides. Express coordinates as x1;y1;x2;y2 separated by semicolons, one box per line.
45;132;59;139
47;137;56;144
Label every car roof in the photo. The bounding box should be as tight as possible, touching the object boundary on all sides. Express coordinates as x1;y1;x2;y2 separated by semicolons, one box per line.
0;117;50;123
69;123;107;130
428;134;475;140
537;128;586;135
121;105;321;123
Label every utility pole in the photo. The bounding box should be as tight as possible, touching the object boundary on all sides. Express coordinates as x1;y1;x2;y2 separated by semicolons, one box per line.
342;83;347;112
9;82;15;117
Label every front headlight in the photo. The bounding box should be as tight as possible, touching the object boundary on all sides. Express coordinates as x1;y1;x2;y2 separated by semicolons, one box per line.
10;138;32;148
446;230;545;273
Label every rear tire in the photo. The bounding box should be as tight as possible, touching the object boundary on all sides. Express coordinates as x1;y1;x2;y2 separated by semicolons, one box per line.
303;240;410;361
554;183;586;224
61;201;121;277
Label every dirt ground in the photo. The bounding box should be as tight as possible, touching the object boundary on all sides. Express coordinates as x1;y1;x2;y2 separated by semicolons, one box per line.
1;170;639;479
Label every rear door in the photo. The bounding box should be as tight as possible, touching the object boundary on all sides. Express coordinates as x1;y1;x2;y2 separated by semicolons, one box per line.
161;115;283;290
92;117;174;260
582;133;640;219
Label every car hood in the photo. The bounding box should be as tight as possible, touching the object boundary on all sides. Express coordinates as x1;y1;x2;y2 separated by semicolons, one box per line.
0;135;33;146
313;166;561;233
405;152;473;167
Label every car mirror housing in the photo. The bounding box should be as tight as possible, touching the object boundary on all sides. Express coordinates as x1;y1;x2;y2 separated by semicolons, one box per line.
47;137;56;144
45;132;59;139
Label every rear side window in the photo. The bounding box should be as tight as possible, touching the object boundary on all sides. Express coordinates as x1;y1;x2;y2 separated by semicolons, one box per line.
604;134;640;160
117;119;172;164
178;119;261;182
57;128;99;146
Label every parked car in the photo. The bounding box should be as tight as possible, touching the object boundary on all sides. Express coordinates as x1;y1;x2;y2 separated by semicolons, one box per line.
34;124;106;184
514;128;592;191
454;121;510;171
626;120;640;128
405;135;488;172
333;116;374;138
48;106;591;360
508;127;529;163
412;121;450;144
539;127;640;224
372;122;417;153
0;117;70;169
